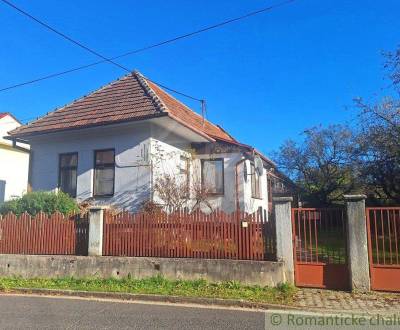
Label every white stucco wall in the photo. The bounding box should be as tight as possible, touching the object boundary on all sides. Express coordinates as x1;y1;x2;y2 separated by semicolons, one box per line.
0;114;29;202
242;159;269;214
28;117;269;214
29;122;152;211
192;153;241;213
0;148;29;202
149;122;192;207
191;155;269;214
149;122;270;214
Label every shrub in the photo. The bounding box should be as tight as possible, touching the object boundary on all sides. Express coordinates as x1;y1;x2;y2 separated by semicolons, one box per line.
0;191;79;216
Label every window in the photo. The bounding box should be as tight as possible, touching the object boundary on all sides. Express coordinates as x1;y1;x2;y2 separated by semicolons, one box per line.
94;149;115;197
201;159;224;195
180;156;190;195
251;163;262;199
59;153;78;197
267;174;273;202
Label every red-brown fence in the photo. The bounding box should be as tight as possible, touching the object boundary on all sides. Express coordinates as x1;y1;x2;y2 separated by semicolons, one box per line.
103;209;276;261
292;208;349;290
366;207;400;292
0;212;89;255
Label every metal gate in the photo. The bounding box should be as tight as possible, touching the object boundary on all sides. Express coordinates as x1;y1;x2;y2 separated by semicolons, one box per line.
292;208;349;290
366;208;400;292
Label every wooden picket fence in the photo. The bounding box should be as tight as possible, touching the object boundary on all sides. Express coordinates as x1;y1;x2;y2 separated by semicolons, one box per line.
0;212;89;255
103;209;276;261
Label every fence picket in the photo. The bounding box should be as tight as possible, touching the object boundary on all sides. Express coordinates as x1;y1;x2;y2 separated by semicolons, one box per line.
0;212;88;255
101;208;275;261
0;208;275;261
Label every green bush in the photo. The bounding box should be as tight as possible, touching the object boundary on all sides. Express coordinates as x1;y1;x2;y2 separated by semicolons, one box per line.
0;191;79;216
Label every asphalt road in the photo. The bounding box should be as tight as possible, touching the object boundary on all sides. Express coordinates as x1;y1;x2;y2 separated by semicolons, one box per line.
0;295;265;330
0;294;391;329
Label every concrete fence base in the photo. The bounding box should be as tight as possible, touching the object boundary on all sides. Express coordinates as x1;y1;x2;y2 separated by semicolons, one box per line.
0;254;287;287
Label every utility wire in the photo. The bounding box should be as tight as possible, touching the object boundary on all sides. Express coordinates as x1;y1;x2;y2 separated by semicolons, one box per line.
0;0;202;101
0;0;296;94
0;0;130;73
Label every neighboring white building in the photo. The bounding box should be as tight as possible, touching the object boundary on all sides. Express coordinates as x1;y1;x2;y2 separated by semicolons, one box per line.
9;72;292;213
0;113;30;203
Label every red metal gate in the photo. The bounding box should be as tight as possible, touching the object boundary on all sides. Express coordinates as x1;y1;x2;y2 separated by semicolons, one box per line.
292;208;349;290
366;207;400;292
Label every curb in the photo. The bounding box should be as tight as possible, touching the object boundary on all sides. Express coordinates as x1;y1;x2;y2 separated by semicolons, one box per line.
1;287;304;311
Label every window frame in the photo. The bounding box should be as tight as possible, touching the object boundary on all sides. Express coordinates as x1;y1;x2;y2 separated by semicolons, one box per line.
251;162;262;199
58;152;78;198
93;148;115;198
267;174;273;202
180;155;190;197
201;158;225;196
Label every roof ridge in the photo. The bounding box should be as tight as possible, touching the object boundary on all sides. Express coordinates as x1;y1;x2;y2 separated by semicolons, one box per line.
9;71;235;143
11;73;134;134
133;71;167;113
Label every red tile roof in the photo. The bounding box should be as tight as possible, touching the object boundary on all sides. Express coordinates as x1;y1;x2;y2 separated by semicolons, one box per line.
145;80;234;141
9;71;235;142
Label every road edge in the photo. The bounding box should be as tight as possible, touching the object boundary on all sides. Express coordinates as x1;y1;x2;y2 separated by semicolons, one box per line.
1;287;304;311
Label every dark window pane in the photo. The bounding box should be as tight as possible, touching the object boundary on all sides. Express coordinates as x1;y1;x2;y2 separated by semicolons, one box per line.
202;159;224;194
96;150;114;165
94;168;114;196
94;150;115;196
60;153;77;167
60;168;77;197
59;153;78;197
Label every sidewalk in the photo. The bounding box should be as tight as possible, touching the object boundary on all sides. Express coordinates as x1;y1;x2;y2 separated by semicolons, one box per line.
294;288;400;314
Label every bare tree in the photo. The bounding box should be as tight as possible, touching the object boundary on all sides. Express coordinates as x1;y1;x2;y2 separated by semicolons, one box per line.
153;171;215;213
153;174;190;212
353;46;400;203
150;142;214;212
274;125;357;206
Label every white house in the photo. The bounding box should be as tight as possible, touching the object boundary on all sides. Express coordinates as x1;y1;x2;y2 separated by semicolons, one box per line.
0;113;30;203
9;71;291;213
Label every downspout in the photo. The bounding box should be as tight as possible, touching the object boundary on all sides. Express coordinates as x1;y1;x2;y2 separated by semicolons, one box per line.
235;157;246;211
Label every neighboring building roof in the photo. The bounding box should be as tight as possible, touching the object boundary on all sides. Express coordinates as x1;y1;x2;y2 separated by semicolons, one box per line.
9;71;234;142
0;112;22;124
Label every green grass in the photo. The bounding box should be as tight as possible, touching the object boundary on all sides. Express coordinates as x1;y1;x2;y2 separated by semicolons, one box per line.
0;276;296;305
297;229;347;263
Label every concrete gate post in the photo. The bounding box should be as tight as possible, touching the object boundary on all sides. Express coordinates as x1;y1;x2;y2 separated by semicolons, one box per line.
88;206;108;256
344;195;370;292
273;197;294;284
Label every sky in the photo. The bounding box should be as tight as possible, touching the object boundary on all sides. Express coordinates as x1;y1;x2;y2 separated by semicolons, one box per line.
0;0;399;157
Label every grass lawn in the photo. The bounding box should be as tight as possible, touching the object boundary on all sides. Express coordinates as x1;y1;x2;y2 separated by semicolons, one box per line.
296;229;347;264
0;276;296;305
